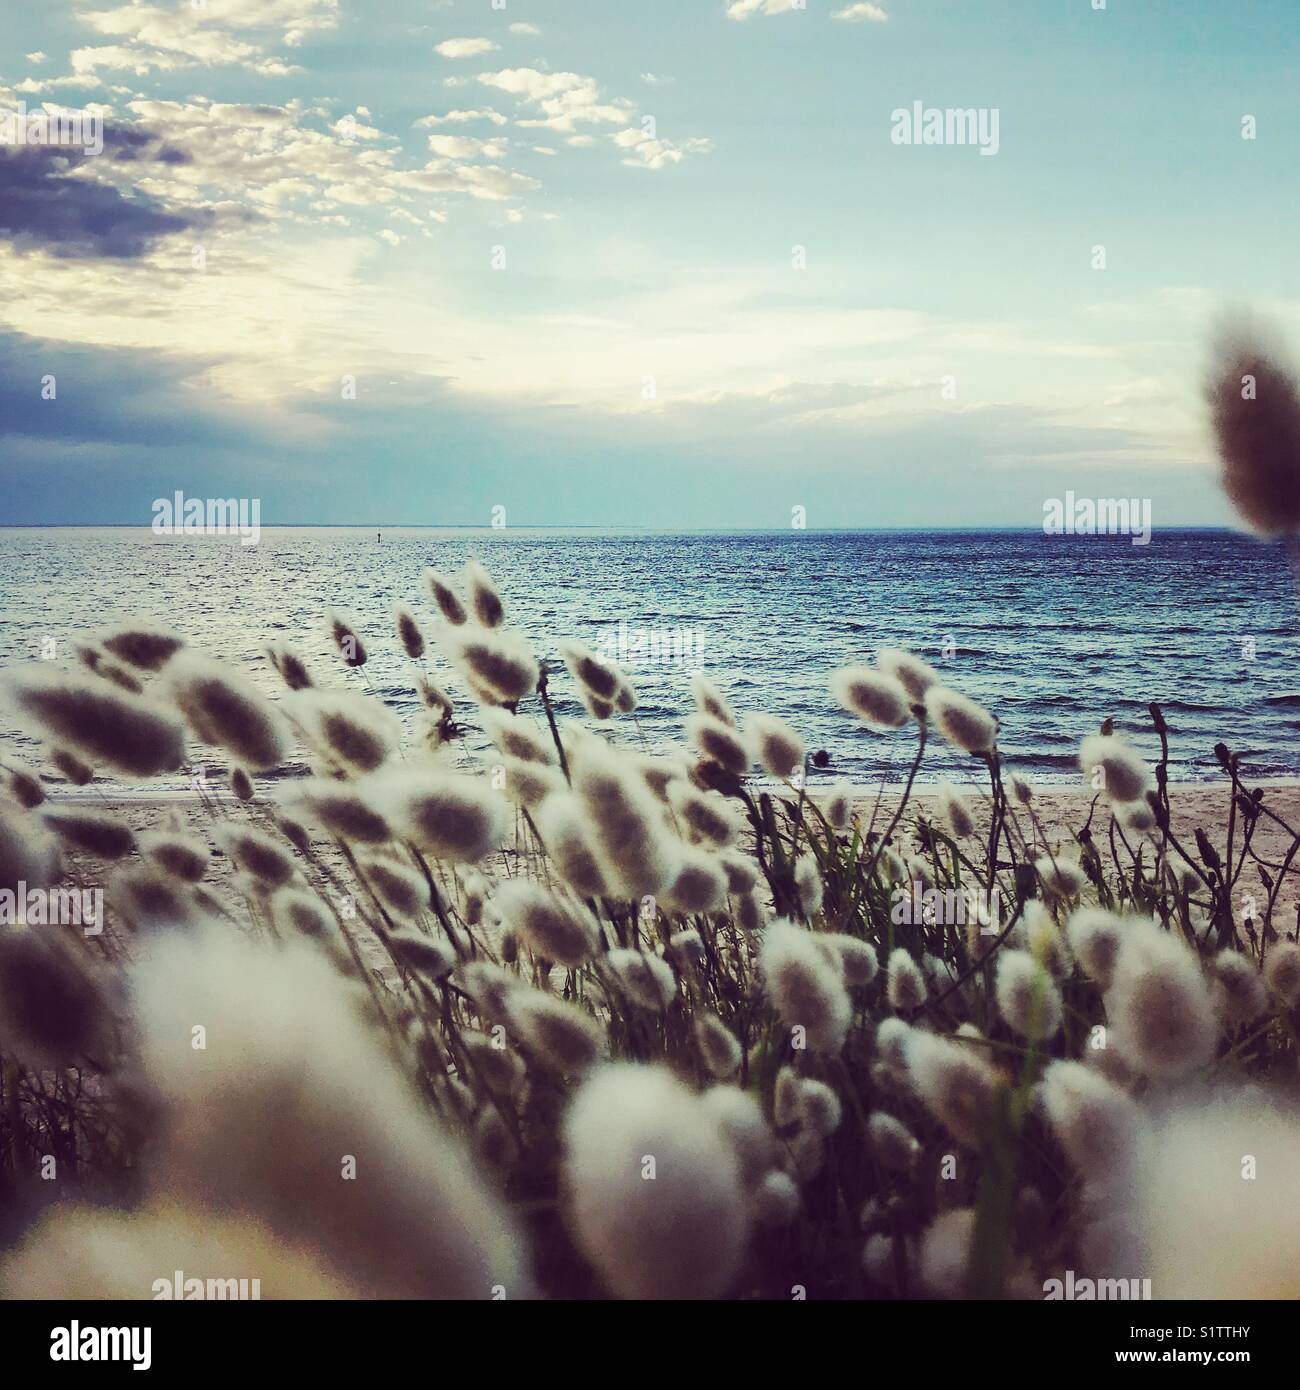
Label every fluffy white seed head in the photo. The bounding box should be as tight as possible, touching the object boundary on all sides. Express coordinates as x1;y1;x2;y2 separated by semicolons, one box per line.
367;769;509;863
423;569;468;626
506;988;605;1074
828;935;878;987
690;675;737;728
498;757;566;809
494;880;600;967
686;713;751;777
700;1085;774;1189
93;620;184;672
903;1031;1000;1148
130;929;523;1297
1079;734;1151;803
0;927;108;1068
1025;902;1071;979
718;848;759;894
667;782;739;848
463;560;505;627
573;744;680;897
563;1064;748;1300
285;690;399;776
876;647;940;701
747;713;804;780
1105;919;1217;1078
1037;1059;1146;1184
924;686;997;755
446;629;539;705
360;857;432;920
139;829;209;883
2;667;186;778
830;666;909;728
936;780;975;839
759;919;852;1053
559;641;621;702
822;778;852;830
695;1014;742;1079
1212;949;1267;1026
214;824;298;889
166;654;290;773
1264;942;1300;1006
41;806;135;859
919;1208;976;1298
793;854;824;916
534;793;611;898
995;949;1063;1041
479;708;558;766
886;947;927;1012
604;949;678;1012
1066;906;1127;986
797;1078;842;1136
665;846;728;914
752;1168;800;1225
868;1111;920;1172
1035;855;1087;899
279;778;392;844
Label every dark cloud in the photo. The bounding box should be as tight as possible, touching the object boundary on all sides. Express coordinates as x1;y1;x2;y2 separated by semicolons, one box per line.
0;329;257;448
0;124;206;259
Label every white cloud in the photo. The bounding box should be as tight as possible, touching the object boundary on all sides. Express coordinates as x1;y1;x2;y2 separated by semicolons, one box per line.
25;51;48;64
426;134;507;159
726;0;803;20
414;108;509;127
508;23;541;36
612;127;713;171
833;2;889;21
477;67;634;132
379;228;402;246
70;0;339;76
434;37;499;59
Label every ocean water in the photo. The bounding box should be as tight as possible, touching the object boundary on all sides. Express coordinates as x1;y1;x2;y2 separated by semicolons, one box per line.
1;525;1298;791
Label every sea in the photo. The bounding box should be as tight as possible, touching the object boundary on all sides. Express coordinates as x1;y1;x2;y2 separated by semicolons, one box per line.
1;526;1298;793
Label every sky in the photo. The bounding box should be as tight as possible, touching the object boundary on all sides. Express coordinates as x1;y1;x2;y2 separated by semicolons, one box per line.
0;0;1298;528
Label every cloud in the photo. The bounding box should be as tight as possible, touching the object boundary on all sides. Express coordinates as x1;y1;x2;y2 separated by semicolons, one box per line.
477;68;634;132
0;327;271;451
508;23;540;36
434;37;500;59
726;0;803;20
612;127;713;170
425;134;507;159
414;108;509;127
0;131;210;260
70;0;340;78
832;2;889;21
24;52;48;65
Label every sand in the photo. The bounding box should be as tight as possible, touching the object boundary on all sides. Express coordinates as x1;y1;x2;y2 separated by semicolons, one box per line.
55;776;1300;930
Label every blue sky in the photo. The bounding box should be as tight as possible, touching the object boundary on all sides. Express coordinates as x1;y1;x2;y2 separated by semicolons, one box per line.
1;0;1297;527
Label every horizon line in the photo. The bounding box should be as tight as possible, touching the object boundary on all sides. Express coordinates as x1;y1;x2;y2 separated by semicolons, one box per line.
0;522;1245;534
